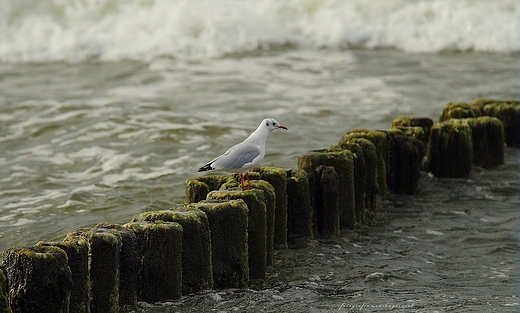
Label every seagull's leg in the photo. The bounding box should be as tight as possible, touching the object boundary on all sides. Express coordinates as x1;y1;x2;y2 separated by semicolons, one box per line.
239;173;245;190
246;172;252;190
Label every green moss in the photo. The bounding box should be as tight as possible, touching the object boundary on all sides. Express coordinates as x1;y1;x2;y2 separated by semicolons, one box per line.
219;172;261;190
185;175;229;204
474;97;520;107
440;102;482;121
187;200;249;289
474;98;499;107
391;126;428;147
391;116;434;141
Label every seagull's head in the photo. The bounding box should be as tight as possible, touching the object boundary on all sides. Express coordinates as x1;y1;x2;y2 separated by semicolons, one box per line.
262;118;288;132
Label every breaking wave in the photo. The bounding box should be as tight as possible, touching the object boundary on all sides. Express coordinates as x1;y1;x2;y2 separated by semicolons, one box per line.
0;0;518;62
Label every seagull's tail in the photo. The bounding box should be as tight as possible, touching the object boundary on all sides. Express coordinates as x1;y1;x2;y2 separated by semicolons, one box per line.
198;163;214;172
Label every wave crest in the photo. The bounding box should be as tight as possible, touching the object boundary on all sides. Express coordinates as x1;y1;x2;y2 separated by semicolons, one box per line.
1;0;517;62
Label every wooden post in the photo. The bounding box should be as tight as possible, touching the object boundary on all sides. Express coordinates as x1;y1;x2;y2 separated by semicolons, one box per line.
64;228;121;313
339;129;388;197
132;208;213;294
93;223;139;307
385;129;425;195
2;246;73;313
251;166;288;249
427;121;473;178
207;189;267;280
286;169;313;246
123;221;183;302
298;148;355;229
314;165;340;236
187;199;249;289
35;240;89;313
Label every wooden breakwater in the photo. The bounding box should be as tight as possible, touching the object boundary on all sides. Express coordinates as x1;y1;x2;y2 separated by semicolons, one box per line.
0;98;518;313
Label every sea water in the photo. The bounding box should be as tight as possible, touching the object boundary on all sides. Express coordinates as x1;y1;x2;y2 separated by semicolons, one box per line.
0;0;518;311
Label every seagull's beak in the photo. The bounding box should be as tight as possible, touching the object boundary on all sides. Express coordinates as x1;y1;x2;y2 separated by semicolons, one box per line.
278;125;288;130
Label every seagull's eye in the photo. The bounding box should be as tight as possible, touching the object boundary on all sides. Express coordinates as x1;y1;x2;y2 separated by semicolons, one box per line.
266;122;269;126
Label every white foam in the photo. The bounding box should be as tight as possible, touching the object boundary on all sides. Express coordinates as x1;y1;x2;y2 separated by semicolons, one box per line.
0;0;517;62
11;218;37;227
426;229;445;236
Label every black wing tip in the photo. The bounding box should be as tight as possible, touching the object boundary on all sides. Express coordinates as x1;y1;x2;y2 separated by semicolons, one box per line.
198;164;213;172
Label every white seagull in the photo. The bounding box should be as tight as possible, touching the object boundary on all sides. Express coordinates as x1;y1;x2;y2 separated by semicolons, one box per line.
198;118;288;190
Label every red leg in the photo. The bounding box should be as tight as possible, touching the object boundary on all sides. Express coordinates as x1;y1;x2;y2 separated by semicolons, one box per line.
239;173;245;190
246;172;252;190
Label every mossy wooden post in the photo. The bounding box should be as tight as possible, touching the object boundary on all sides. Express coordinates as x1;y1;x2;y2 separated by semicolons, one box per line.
1;246;73;313
338;129;388;197
251;166;288;249
387;126;430;148
314;165;340;236
64;228;121;313
385;129;425;195
94;223;139;307
132;208;213;294
451;117;505;168
221;173;275;264
391;116;434;144
439;102;481;121
470;116;505;167
248;180;276;265
286;169;313;246
298;148;356;229
207;189;267;280
228;171;261;186
427;121;473;178
337;142;367;224
35;240;89;313
123;221;182;302
185;175;230;204
0;268;9;313
340;138;379;216
186;200;249;289
479;101;519;147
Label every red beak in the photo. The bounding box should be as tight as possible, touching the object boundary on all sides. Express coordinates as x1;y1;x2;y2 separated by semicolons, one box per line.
278;125;288;130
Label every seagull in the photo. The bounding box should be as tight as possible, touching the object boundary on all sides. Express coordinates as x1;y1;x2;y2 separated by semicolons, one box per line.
198;118;288;190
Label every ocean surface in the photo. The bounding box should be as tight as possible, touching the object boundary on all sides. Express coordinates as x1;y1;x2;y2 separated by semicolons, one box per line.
0;0;519;311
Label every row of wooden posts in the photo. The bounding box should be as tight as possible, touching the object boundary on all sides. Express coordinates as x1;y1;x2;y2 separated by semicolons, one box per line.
0;98;517;313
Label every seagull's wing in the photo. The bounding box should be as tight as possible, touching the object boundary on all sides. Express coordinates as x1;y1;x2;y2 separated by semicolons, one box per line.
210;143;262;170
